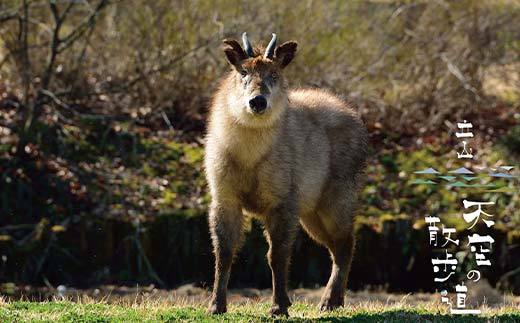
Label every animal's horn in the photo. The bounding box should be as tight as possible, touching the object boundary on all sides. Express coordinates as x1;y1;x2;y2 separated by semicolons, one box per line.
242;32;254;57
264;33;277;59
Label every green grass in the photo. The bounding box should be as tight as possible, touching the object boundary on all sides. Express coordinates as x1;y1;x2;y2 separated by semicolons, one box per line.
1;301;519;322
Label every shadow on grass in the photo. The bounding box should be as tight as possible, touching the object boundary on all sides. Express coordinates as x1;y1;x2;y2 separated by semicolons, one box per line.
229;310;518;323
303;311;514;323
187;310;520;323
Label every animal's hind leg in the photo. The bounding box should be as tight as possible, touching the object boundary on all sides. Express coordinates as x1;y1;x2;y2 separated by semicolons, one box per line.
300;192;357;312
318;230;355;312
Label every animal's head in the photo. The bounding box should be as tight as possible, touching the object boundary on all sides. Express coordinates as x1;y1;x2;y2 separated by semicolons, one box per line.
221;33;297;127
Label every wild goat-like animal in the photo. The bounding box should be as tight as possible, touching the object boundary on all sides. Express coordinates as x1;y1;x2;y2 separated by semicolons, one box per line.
204;33;368;316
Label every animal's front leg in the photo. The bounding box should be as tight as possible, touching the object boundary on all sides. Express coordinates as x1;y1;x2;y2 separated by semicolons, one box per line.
264;203;298;316
207;202;244;314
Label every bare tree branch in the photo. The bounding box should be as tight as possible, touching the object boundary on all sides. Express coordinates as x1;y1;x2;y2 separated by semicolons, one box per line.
17;0;112;154
0;43;50;69
440;53;481;101
21;0;31;107
60;1;76;21
51;36;217;100
58;0;109;53
40;89;128;121
110;39;215;93
0;6;20;24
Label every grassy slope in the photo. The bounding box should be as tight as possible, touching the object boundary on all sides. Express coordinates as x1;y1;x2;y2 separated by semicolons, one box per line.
1;301;519;322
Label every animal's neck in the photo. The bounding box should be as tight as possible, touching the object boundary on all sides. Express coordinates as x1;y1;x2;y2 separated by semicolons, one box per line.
218;112;283;168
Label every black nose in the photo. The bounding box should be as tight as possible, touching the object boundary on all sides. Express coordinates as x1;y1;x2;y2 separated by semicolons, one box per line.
249;96;267;114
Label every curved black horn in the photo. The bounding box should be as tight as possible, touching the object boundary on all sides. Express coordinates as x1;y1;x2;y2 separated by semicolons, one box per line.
264;33;277;59
242;32;254;57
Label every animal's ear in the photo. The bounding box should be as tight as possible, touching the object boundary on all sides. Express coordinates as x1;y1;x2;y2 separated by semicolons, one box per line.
274;41;297;69
222;39;247;67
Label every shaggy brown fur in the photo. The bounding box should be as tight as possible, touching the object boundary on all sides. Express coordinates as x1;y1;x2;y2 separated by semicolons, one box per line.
204;35;368;317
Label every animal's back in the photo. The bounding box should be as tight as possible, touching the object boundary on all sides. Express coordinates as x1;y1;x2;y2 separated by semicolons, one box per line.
288;89;359;125
287;88;368;179
282;88;368;217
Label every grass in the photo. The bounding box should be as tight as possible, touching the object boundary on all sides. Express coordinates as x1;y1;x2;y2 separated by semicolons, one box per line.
1;299;519;322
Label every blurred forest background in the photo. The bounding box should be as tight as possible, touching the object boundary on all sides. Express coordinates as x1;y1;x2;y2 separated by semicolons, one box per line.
0;0;519;297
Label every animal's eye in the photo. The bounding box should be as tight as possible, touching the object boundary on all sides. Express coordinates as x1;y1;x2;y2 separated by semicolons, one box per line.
240;70;247;78
271;73;277;80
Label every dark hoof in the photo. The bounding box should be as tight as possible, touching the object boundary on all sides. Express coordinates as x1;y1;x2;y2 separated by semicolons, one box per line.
207;301;226;314
318;298;343;312
270;305;289;317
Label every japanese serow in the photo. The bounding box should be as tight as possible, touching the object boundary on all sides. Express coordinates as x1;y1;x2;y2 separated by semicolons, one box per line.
204;33;368;316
